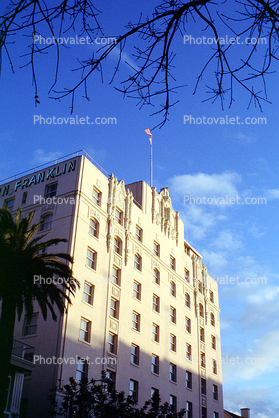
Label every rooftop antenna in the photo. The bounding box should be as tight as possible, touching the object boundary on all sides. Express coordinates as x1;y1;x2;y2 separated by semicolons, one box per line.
145;128;153;187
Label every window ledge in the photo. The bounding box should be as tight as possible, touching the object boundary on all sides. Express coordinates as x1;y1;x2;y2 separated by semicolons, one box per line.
78;338;91;346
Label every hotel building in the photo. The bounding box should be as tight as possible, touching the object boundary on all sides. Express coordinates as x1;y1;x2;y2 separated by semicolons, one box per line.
0;151;223;418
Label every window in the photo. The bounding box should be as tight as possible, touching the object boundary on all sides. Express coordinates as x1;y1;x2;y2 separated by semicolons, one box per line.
169;395;177;413
153;241;160;257
133;281;141;300
186;371;192;389
184;268;190;282
131;344;139;365
79;318;91;343
213;413;219;418
89;218;99;238
170;306;176;323
132;311;140;331
201;352;206;368
212;359;217;374
211;335;216;350
23;314;38;336
112;266;121;286
115;208;123;225
135;226;142;241
169;363;177;382
209;290;214;303
185;292;190;308
39;213;52;231
199;303;204;318
153;268;160;285
92;188;101;205
170;255;176;270
22;192;27;204
129;379;138;402
198;280;203;293
201;378;206;395
134;253;142;271
186;401;193;418
106;370;116;388
202;407;207;418
46;183;57;198
152;323;159;342
186;343;192;360
210;312;215;326
213;384;218;400
108;332;117;354
151;388;159;399
170;280;176;297
76;357;88;381
170;334;176;352
200;327;205;342
83;282;94;305
5;198;15;212
185;317;191;333
86;248;97;270
110;298;119;319
151;354;159;374
153;294;160;313
114;236;122;255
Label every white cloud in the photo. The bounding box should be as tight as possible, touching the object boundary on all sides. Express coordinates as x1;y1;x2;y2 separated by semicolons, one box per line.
248;224;266;238
180;205;218;240
224;386;279;418
222;330;279;383
246;286;279;305
170;171;241;201
33;149;62;164
201;249;228;271
168;172;244;242
234;132;256;143
212;229;242;251
267;189;279;199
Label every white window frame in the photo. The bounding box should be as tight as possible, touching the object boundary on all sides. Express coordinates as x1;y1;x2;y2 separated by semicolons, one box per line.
89;218;99;238
83;282;94;305
86;248;97;270
79;318;91;343
23;314;38;336
132;311;140;331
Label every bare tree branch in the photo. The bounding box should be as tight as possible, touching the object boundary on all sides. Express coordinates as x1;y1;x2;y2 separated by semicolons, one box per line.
1;0;278;127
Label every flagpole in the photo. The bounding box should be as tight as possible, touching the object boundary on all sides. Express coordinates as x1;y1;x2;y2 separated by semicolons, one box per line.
145;129;153;188
150;137;153;188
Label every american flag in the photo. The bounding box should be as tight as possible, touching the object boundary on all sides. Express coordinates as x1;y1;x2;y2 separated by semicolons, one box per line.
145;128;152;144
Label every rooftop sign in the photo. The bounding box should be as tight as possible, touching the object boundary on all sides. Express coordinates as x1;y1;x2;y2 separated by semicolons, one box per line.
0;160;76;197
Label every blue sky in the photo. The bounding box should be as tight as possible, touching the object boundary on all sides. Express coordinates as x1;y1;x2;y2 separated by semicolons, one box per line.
1;1;279;416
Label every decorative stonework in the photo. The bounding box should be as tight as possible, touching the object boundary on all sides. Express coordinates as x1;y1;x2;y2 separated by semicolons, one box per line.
41;204;55;213
109;320;118;332
114;228;124;239
90;209;100;220
112;286;120;298
169;273;176;282
152;260;160;270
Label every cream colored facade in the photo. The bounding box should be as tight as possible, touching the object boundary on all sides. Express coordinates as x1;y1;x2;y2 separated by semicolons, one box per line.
0;152;223;418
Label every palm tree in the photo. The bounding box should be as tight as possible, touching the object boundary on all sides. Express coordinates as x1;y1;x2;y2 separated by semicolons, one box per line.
0;206;79;416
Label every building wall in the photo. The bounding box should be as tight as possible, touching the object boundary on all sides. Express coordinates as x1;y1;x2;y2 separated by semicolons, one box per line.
0;153;223;417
